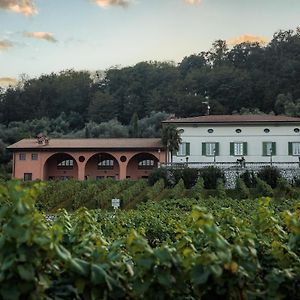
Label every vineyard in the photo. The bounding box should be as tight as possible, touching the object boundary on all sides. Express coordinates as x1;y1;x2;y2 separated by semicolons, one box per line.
1;179;300;299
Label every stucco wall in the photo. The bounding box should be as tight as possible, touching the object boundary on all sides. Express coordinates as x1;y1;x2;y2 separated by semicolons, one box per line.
173;124;300;163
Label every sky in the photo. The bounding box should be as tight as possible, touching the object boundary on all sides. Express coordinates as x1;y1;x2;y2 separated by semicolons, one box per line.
0;0;299;86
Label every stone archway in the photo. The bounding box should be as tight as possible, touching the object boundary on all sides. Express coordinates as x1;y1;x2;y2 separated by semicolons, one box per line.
43;153;78;180
85;153;120;180
126;152;159;180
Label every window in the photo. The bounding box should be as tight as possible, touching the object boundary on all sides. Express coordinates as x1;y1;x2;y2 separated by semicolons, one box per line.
207;129;214;133
177;142;190;156
263;142;276;156
57;159;74;169
202;142;219;156
294;128;300;133
31;153;38;160
230;142;247;156
96;176;105;180
235;129;242;133
138;159;155;169
264;128;270;133
289;142;300;155
98;159;114;169
19;153;26;160
24;173;32;181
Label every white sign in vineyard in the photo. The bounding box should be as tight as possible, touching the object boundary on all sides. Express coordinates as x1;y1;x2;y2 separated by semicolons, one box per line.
111;198;120;209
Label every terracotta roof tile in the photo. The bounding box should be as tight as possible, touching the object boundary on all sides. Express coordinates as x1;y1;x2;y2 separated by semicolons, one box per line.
163;114;300;124
7;138;163;150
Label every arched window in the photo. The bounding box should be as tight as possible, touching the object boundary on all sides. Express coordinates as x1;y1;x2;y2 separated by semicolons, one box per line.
138;159;155;169
57;159;74;169
98;159;114;169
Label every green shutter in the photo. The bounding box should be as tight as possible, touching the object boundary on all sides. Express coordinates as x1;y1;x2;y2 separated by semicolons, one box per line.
230;142;234;156
215;142;219;156
288;142;293;155
186;143;190;156
202;143;206;155
272;142;276;156
262;142;267;156
243;142;248;156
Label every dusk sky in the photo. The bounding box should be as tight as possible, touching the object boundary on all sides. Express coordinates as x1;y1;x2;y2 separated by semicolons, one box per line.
0;0;299;86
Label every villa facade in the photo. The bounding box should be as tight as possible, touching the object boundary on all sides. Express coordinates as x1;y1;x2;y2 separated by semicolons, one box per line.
7;138;166;181
163;115;300;164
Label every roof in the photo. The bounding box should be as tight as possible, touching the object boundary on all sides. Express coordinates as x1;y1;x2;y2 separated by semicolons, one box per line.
7;138;163;150
162;114;300;124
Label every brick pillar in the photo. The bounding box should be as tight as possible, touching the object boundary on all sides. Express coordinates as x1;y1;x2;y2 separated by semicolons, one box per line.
119;161;127;180
77;162;85;180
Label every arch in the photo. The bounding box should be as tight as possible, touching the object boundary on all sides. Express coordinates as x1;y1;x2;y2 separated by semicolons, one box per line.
43;153;78;180
85;153;120;180
126;152;159;180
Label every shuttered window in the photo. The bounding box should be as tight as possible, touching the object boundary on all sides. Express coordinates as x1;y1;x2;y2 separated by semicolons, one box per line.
263;142;276;156
289;142;300;155
230;142;247;156
202;142;219;156
177;142;190;156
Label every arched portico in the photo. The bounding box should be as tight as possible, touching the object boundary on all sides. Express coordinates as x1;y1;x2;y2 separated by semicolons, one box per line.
126;152;159;180
43;153;78;180
85;153;120;180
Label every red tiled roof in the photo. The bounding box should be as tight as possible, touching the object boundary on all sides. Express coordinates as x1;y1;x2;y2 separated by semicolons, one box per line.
162;114;300;124
7;138;163;150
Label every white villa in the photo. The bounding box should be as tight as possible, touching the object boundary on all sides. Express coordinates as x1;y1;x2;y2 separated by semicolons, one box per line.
163;115;300;165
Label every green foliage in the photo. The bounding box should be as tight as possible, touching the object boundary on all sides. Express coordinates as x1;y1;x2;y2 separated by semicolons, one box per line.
255;176;274;197
216;178;226;199
170;178;185;199
190;177;204;200
2;181;300;298
257;166;282;188
235;177;250;199
199;166;225;189
148;167;174;187
277;178;297;198
240;170;256;188
173;168;199;189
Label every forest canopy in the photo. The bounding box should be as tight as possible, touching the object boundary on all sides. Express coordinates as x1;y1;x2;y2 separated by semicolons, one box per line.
1;28;300;176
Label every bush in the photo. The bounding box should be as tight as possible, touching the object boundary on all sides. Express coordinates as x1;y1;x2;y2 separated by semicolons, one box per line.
235;177;250;199
190;177;204;199
277;178;297;198
257;166;281;188
240;170;256;188
148;167;174;187
293;176;300;188
255;176;273;197
170;178;185;198
172;168;199;189
216;178;226;199
199;166;225;189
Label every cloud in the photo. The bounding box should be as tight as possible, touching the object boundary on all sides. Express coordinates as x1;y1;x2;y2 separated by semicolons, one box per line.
228;34;268;46
0;40;13;51
184;0;202;4
93;0;132;8
24;32;57;43
0;0;37;15
0;77;17;86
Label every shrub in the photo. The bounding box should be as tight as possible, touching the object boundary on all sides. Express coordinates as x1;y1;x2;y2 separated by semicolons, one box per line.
257;166;281;188
216;178;226;199
292;176;300;188
240;170;256;188
255;176;273;197
172;168;199;189
190;177;204;199
170;178;185;198
235;177;250;199
277;178;296;198
148;167;174;187
200;166;225;189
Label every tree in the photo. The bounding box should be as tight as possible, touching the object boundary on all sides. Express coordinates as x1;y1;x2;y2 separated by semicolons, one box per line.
161;124;182;163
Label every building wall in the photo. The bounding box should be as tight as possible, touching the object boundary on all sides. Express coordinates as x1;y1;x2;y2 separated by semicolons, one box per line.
172;124;300;163
12;149;166;181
